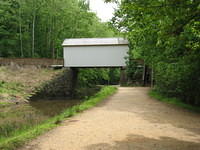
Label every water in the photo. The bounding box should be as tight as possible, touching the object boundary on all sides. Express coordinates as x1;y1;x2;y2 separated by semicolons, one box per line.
29;99;81;116
0;99;81;138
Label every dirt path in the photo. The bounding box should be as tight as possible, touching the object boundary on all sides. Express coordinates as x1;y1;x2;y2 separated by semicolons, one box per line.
21;87;200;150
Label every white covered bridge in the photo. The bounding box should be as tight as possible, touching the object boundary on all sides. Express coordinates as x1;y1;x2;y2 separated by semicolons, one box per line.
62;38;129;68
62;38;129;91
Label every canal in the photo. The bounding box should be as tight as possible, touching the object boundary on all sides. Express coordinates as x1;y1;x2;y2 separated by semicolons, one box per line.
0;98;81;139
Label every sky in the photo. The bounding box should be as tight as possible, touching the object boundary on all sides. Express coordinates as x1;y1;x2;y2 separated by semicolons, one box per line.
89;0;117;22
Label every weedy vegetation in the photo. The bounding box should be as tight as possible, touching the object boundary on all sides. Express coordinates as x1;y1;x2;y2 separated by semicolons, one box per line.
149;90;200;112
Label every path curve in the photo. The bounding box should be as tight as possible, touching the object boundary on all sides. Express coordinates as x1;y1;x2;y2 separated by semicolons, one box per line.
21;87;200;150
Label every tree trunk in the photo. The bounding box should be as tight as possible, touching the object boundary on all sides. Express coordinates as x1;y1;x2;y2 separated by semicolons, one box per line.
19;0;23;57
120;67;127;86
142;63;147;86
32;12;35;57
52;15;55;58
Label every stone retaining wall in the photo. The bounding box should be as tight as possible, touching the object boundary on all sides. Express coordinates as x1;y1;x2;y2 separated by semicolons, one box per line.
31;68;73;99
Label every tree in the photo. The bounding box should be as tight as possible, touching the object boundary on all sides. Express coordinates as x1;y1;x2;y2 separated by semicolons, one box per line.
0;0;20;57
0;0;115;58
112;0;200;105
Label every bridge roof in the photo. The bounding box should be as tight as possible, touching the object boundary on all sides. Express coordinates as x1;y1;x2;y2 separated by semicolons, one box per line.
62;38;128;47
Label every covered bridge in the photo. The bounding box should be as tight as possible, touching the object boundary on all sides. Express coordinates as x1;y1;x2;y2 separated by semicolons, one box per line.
62;38;129;89
62;38;129;68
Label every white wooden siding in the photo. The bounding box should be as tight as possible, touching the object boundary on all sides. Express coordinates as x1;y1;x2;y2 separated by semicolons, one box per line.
64;45;128;67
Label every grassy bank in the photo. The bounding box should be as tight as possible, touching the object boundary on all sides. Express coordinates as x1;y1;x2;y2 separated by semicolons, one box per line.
149;90;200;112
0;66;62;103
0;86;117;150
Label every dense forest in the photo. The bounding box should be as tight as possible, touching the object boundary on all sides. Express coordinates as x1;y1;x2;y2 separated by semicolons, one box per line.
0;0;115;58
110;0;200;106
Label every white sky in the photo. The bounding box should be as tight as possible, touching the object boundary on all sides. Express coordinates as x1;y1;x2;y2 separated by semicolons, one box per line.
89;0;117;22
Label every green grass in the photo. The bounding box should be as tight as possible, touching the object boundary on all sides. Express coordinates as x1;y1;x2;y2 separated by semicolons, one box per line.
0;81;23;94
149;90;200;112
0;102;12;109
0;86;117;150
0;102;11;106
0;81;28;100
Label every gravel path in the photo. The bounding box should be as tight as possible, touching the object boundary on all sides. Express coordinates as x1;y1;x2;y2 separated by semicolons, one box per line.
21;87;200;150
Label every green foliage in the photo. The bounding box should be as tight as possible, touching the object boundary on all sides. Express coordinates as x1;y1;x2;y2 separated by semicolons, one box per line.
78;68;120;87
0;0;115;58
126;60;143;85
112;0;200;106
149;90;200;112
0;0;19;57
108;68;120;84
78;69;109;87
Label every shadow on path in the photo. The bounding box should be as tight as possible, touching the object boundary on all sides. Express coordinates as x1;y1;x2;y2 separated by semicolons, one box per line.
86;134;200;150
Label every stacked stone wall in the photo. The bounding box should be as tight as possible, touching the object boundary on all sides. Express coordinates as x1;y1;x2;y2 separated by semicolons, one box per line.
31;68;74;99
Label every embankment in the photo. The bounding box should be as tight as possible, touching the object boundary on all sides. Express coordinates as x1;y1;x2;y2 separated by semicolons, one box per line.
0;65;82;103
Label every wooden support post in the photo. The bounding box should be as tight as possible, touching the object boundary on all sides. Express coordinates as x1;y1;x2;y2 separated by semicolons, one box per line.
120;67;127;86
142;64;147;86
69;67;79;98
151;67;154;88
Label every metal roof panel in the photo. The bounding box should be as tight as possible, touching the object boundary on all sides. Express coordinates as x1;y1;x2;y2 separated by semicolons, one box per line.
62;38;128;46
